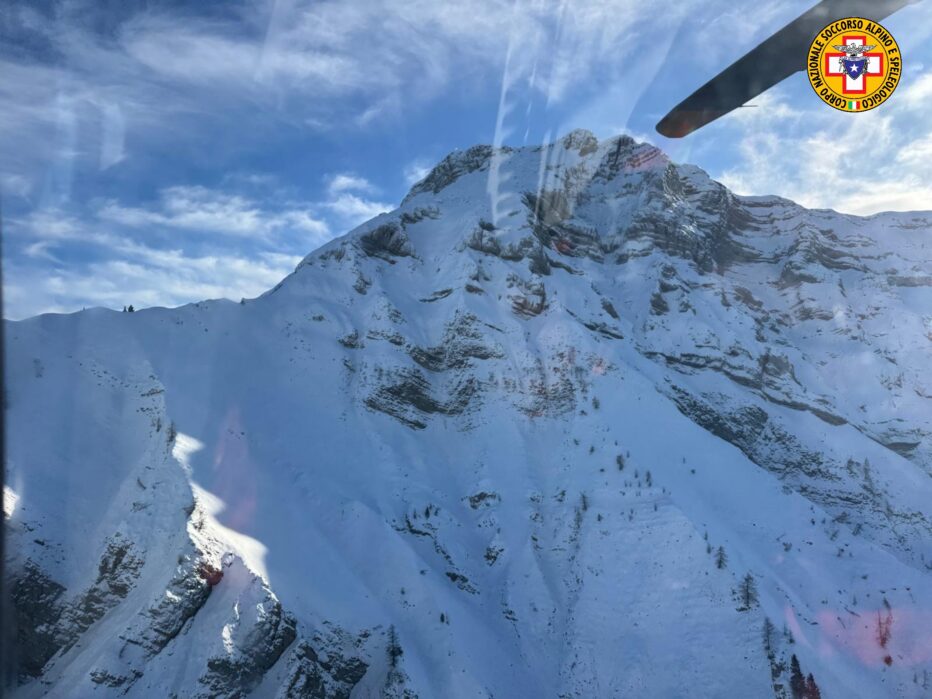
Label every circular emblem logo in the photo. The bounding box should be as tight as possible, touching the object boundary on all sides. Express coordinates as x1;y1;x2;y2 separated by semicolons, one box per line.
807;17;901;112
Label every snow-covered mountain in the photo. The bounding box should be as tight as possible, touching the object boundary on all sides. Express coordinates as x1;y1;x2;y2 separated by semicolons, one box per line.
5;130;932;698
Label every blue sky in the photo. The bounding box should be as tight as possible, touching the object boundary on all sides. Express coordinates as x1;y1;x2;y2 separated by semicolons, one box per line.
2;0;931;319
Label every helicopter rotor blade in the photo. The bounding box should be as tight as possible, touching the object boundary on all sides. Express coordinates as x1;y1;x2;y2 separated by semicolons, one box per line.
655;0;918;138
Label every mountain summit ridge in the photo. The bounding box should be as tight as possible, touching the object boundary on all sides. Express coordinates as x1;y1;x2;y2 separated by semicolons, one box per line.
5;132;932;698
302;128;928;280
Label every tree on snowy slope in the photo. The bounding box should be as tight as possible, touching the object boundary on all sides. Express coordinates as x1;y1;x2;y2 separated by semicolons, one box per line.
387;626;403;670
790;655;805;699
805;673;822;699
737;572;759;610
762;617;776;657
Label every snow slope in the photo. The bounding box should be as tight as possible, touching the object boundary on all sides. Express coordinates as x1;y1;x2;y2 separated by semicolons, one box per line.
5;131;932;698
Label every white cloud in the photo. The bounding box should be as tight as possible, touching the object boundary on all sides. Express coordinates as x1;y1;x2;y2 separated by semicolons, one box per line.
94;180;387;240
97;186;330;239
323;193;390;226
0;0;705;171
98;102;126;169
319;174;390;226
12;210;91;240
327;173;376;195
23;240;59;262
3;203;308;319
699;0;932;216
403;161;432;187
5;0;932;321
4;248;303;320
899;71;932;108
1;173;32;199
2;173;394;318
715;71;932;216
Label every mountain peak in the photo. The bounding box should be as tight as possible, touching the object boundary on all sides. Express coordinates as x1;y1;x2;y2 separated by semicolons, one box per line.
402;131;668;205
302;131;756;282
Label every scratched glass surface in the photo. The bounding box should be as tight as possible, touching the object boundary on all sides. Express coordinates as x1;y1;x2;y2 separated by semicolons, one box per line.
2;1;931;697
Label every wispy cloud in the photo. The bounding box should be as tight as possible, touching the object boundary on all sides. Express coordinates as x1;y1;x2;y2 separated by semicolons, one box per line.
327;173;377;196
0;0;715;190
323;193;390;225
4;0;931;321
323;174;390;226
403;160;432;187
4;200;309;319
97;186;330;239
2;173;393;318
1;173;33;199
4;248;303;320
716;69;932;215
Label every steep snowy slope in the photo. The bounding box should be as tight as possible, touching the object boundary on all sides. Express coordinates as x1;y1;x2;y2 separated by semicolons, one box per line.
5;131;932;698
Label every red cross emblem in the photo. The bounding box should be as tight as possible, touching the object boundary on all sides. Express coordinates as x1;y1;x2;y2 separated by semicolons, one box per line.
824;35;884;95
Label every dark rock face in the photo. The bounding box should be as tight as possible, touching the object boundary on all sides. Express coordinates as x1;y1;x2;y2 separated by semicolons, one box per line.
338;330;362;349
578;319;624;339
89;668;139;688
357;312;503;430
650;292;670;315
7;560;67;680
399;206;440;227
63;535;145;639
405;145;510;200
591;135;638;182
6;510;311;697
515;364;577;418
197;595;297;698
359;222;414;260
507;275;548;318
645;348;848;429
561;129;599;155
523;191;605;264
133;558;213;657
668;387;771;463
365;369;480;430
465;227;503;257
465;226;534;262
666;384;932;558
467;491;501;509
601;299;619;319
419;288;453;303
279;636;369;699
6;533;145;682
408;312;504;372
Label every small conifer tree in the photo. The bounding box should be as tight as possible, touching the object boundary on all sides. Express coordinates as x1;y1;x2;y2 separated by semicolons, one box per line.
738;572;758;610
805;673;821;699
762;617;776;657
789;655;805;699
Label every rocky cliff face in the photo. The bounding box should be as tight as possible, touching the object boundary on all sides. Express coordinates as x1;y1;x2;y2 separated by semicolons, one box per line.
5;131;932;698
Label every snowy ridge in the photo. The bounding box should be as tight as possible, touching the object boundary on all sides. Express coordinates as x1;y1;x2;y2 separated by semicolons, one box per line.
5;130;932;697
